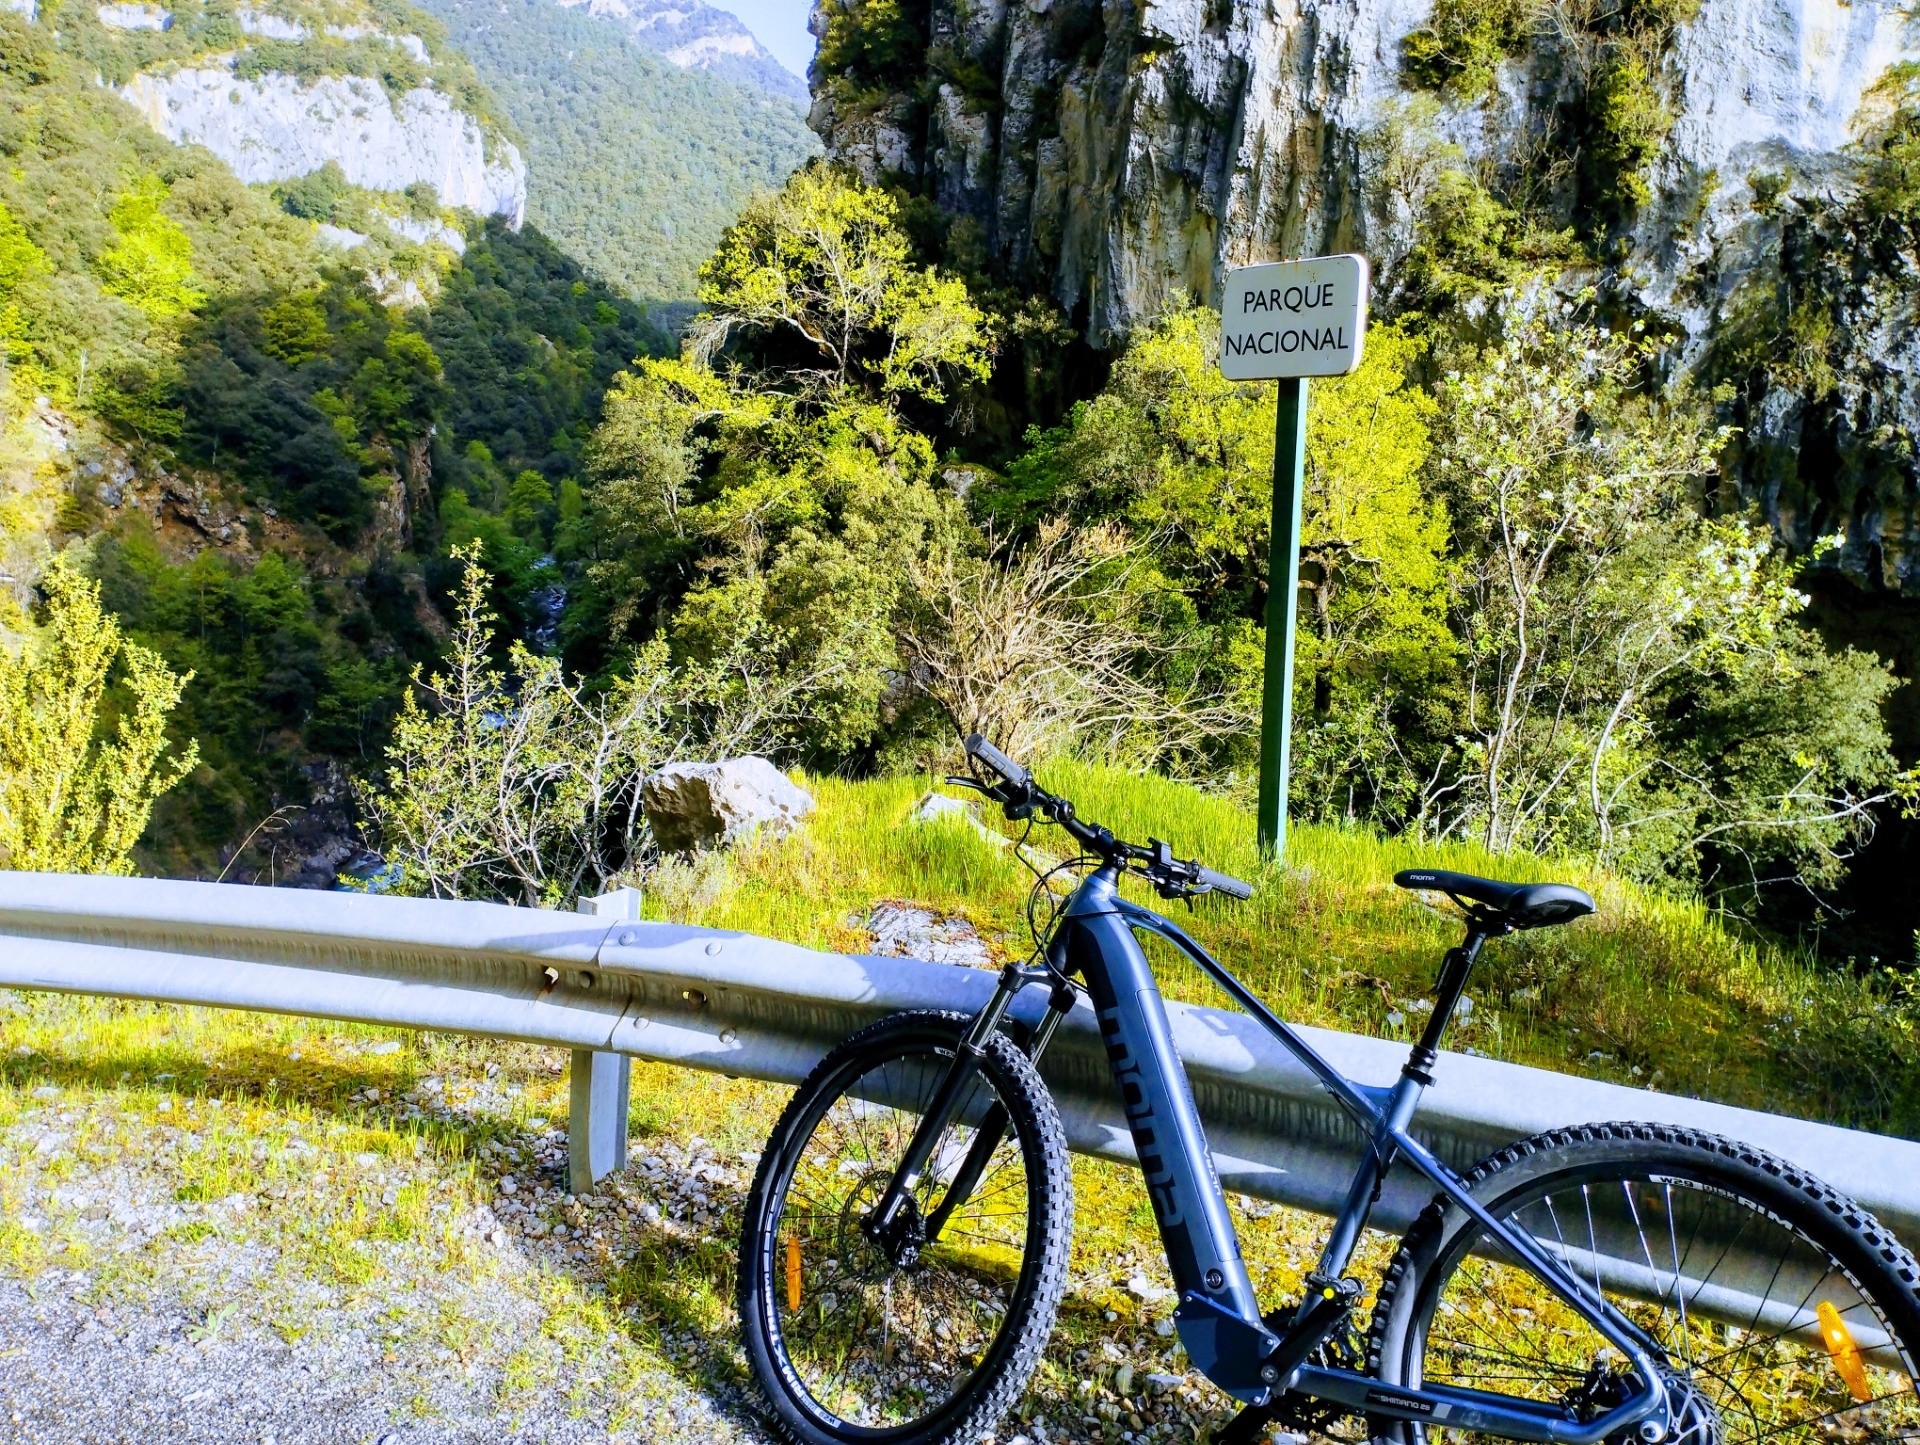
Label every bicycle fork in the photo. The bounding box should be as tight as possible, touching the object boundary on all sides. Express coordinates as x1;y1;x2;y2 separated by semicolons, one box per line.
863;964;1075;1261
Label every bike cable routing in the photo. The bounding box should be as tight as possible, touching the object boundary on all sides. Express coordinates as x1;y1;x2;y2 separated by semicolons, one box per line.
947;733;1255;905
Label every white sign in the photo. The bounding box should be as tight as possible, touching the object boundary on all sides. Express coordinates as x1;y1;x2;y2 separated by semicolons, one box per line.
1217;254;1369;380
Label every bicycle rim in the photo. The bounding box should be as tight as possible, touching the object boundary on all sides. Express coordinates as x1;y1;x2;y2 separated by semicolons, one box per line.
761;1039;1040;1434
1403;1163;1920;1444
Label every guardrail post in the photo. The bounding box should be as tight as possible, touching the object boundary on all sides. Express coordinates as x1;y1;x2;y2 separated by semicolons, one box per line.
568;1047;631;1193
569;887;640;1192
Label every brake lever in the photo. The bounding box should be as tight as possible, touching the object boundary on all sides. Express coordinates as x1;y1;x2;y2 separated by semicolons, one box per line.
943;774;1029;817
1141;837;1211;903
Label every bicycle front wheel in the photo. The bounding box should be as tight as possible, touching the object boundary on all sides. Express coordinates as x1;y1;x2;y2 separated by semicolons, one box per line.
1368;1123;1920;1445
738;1010;1073;1445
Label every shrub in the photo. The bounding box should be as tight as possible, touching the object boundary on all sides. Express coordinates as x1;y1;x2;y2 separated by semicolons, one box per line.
0;559;198;874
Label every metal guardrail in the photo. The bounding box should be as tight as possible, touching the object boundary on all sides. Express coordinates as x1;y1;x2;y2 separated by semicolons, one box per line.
1;872;1916;1256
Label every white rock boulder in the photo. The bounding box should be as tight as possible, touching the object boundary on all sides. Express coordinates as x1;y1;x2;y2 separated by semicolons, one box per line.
642;757;814;853
908;789;1008;848
97;3;170;29
235;8;305;37
861;901;993;969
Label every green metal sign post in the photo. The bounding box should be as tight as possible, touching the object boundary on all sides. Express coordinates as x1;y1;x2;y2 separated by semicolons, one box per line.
1257;377;1308;857
1217;253;1370;862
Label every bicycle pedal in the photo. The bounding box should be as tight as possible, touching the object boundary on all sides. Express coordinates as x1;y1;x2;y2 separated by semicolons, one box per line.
1304;1271;1365;1303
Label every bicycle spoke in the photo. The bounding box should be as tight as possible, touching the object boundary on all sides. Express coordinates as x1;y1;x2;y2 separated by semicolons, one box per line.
1425;1333;1591;1379
1745;1387;1920;1444
1437;1260;1567;1372
763;1040;1038;1432
1412;1168;1919;1445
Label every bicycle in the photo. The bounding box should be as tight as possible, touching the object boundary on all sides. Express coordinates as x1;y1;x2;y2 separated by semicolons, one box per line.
737;736;1920;1445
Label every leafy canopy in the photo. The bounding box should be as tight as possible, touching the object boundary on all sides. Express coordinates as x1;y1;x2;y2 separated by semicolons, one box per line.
976;301;1452;808
578;169;991;759
1423;295;1908;891
692;163;993;404
96;176;206;320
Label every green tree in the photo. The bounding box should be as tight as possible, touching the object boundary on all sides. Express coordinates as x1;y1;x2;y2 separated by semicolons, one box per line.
351;327;444;440
0;559;198;874
271;162;350;222
0;200;46;372
691;163;993;404
1424;296;1908;890
977;302;1452;814
583;171;984;758
259;291;331;367
95;176;206;321
505;469;556;546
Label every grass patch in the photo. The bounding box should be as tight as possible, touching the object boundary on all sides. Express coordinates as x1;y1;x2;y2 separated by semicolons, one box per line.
657;762;1920;1138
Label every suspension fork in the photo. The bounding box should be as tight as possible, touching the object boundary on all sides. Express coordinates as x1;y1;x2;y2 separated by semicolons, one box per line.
923;977;1077;1242
865;964;1067;1251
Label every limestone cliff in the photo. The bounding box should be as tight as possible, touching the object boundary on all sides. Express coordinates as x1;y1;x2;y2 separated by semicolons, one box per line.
120;66;527;224
812;0;1907;337
51;0;532;226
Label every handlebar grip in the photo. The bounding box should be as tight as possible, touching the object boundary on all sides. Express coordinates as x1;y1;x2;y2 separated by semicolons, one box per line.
1197;866;1254;901
964;733;1031;791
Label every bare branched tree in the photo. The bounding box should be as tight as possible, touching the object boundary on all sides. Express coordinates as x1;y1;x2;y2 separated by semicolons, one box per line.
1418;295;1912;888
899;519;1231;768
358;548;856;904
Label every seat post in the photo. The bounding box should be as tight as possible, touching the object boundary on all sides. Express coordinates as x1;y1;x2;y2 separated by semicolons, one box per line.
1404;929;1487;1083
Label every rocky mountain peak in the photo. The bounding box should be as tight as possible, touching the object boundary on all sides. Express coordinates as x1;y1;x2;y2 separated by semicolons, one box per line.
554;0;807;100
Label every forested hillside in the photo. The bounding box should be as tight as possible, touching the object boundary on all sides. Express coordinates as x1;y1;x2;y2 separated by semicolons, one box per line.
414;0;819;305
0;0;667;882
549;0;807;102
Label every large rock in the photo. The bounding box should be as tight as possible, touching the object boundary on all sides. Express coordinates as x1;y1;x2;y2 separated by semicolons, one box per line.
860;901;993;969
641;757;815;853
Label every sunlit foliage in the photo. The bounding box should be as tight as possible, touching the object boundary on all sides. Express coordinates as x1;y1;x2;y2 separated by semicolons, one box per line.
0;559;197;874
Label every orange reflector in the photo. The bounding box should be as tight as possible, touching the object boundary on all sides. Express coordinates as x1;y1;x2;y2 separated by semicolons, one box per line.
785;1236;802;1313
1817;1300;1873;1403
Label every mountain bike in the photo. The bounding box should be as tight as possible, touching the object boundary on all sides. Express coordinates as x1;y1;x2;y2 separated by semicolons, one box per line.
737;736;1920;1445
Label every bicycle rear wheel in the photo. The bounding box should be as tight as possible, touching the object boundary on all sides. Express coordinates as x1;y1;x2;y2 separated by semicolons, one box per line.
1368;1123;1920;1445
738;1010;1073;1445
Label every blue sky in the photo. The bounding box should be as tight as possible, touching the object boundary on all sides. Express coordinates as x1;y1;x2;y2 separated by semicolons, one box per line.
710;0;817;79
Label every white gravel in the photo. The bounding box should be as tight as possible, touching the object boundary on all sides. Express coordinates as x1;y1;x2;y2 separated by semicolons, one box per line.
0;1274;755;1443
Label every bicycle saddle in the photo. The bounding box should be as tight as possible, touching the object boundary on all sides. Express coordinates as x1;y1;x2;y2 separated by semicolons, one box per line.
1393;869;1595;930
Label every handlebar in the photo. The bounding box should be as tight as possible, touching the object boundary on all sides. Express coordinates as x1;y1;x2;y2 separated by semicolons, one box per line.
1196;866;1254;901
957;733;1253;903
964;734;1031;793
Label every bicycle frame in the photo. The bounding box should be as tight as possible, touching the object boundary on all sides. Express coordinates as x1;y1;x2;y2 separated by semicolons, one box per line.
872;863;1676;1445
